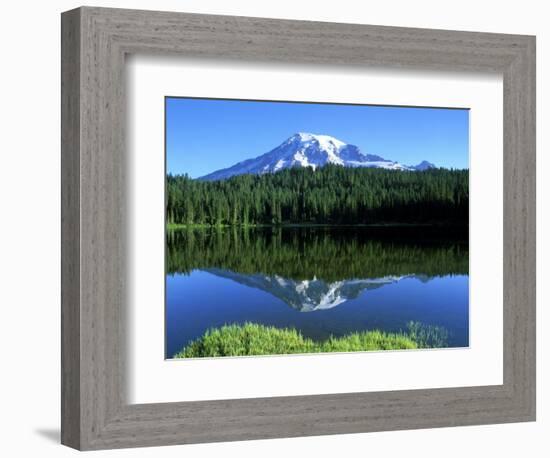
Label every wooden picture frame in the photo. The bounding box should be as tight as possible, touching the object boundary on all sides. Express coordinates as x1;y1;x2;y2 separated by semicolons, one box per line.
61;6;536;450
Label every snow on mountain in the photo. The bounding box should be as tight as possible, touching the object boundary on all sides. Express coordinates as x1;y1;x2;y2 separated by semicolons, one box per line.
200;132;436;181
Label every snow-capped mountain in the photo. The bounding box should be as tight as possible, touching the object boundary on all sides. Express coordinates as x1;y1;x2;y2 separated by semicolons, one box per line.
204;268;414;312
200;132;435;181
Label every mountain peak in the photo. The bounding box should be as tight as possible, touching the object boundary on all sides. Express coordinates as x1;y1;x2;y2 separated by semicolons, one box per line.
199;133;438;180
412;160;436;171
289;132;347;149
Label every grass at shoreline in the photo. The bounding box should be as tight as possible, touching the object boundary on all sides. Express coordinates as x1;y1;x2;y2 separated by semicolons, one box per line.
173;322;448;358
167;222;466;231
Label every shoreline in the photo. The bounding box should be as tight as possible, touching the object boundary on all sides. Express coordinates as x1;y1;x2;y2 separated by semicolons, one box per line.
171;322;449;359
167;222;469;230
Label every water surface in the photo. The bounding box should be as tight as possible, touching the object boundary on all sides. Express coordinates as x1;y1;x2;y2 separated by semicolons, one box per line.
166;226;469;357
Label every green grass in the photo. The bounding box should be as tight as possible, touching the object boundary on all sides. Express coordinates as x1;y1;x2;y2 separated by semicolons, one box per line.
173;322;448;358
406;320;449;348
167;223;215;230
167;222;265;231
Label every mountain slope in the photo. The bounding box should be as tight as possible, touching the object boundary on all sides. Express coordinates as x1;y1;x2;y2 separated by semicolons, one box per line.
200;132;435;181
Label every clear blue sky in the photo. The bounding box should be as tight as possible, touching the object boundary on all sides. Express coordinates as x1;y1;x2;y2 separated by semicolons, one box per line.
166;97;469;177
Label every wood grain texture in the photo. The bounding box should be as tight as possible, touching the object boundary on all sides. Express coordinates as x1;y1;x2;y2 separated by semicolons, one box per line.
61;6;536;450
60;7;81;450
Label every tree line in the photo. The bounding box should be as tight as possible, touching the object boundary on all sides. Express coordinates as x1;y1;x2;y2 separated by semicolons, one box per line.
166;165;469;226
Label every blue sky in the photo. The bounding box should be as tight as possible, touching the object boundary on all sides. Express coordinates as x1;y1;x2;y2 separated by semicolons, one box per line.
166;97;469;177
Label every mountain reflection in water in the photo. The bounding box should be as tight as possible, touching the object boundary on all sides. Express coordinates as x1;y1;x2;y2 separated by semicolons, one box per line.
204;268;421;312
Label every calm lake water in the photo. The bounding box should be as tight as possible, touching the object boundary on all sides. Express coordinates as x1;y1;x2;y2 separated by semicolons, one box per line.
166;226;469;358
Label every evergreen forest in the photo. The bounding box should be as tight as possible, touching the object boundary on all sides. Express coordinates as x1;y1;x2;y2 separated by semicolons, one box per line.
166;165;468;227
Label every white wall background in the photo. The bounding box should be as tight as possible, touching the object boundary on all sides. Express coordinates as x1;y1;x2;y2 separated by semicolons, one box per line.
0;1;546;456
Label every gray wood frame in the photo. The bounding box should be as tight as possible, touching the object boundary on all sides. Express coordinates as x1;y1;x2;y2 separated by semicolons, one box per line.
61;6;536;451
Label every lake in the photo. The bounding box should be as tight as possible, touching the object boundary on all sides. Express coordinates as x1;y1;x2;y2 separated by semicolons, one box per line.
166;226;469;358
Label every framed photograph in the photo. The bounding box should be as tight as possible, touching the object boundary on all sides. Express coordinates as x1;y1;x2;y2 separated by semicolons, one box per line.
61;6;536;450
164;99;469;360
